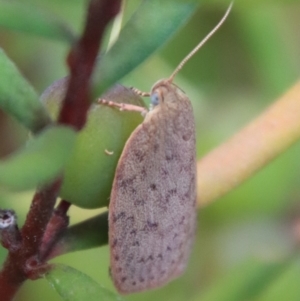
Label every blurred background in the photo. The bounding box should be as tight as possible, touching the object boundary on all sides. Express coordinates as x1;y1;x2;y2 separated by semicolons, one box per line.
1;0;300;300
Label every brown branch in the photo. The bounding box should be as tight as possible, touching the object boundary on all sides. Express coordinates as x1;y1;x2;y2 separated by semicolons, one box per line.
21;181;61;256
58;0;121;130
0;180;60;301
39;200;71;261
0;1;121;300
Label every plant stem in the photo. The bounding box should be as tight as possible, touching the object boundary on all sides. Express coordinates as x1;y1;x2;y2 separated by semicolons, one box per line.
58;0;122;130
0;1;122;300
39;200;71;261
0;180;60;301
197;80;300;207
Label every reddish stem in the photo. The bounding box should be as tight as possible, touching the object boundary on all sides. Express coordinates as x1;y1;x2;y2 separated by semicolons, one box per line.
58;0;121;130
0;1;121;300
0;180;61;301
0;259;26;301
39;200;71;261
21;181;61;257
56;200;71;215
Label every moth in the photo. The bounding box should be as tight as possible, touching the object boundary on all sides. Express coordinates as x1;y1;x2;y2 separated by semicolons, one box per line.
101;3;233;294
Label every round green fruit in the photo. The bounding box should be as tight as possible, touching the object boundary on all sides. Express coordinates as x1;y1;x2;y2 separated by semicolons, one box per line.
40;78;145;208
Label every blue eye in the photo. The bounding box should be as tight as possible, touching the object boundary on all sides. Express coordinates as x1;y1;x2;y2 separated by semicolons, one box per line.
150;92;160;107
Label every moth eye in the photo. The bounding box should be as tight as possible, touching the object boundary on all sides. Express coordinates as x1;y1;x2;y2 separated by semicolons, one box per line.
150;92;160;107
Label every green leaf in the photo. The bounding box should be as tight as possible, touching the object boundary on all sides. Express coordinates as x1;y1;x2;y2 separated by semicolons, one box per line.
0;126;76;191
48;212;108;259
94;0;198;96
0;48;52;132
195;257;291;301
0;1;75;42
45;264;124;301
41;80;145;208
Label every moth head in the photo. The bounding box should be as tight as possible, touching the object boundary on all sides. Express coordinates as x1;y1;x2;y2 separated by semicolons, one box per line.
149;79;176;109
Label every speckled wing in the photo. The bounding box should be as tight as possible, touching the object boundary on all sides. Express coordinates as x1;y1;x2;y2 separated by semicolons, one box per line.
109;81;197;294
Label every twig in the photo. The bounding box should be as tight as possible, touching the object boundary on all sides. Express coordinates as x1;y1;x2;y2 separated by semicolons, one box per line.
0;1;121;300
197;80;300;207
58;0;122;130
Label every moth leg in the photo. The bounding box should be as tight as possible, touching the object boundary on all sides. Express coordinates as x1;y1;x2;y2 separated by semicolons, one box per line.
98;98;148;116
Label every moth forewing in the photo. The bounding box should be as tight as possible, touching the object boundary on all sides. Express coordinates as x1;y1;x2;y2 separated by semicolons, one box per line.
109;81;197;294
107;2;233;294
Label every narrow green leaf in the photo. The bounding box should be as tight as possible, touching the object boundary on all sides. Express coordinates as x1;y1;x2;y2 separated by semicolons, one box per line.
0;48;52;132
41;80;145;208
46;264;124;301
195;257;291;301
48;212;108;259
93;0;198;96
0;1;75;42
0;126;76;191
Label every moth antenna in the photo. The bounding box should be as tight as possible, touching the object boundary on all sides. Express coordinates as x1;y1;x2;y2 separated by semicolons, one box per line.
130;87;150;97
168;1;233;83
